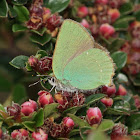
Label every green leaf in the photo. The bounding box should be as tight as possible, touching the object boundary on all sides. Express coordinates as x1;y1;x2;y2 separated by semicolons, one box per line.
88;131;109;140
0;0;8;17
44;103;59;118
8;6;17;18
12;0;28;5
108;38;125;53
12;24;27;32
111;51;127;71
86;94;106;106
98;119;114;131
13;5;29;22
134;10;140;21
126;114;140;132
12;84;28;104
21;112;37;122
69;129;80;137
30;33;51;46
131;135;140;140
10;55;29;69
22;121;35;132
80;126;92;140
0;104;5;112
130;73;140;86
68;114;89;127
105;108;130;116
33;109;44;127
36;50;48;58
119;2;133;15
63;105;85;115
31;27;47;36
113;16;135;30
44;0;70;13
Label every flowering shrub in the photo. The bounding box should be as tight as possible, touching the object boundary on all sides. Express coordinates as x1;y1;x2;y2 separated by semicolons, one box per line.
0;0;140;140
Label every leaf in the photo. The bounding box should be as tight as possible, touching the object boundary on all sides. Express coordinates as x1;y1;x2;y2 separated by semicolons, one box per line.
12;84;28;104
129;73;140;86
119;2;133;15
126;113;140;132
86;94;106;105
0;0;8;17
111;51;127;71
69;129;80;137
80;126;92;140
22;121;35;132
10;55;29;69
33;109;44;127
98;119;114;131
68;114;89;127
12;24;27;32
63;105;85;115
12;0;28;5
8;5;17;18
30;33;51;46
31;27;47;36
44;0;70;13
44;103;59;118
22;112;37;122
105;108;130;116
36;50;48;58
131;135;140;140
134;10;140;21
13;5;29;22
108;38;125;53
88;131;109;140
113;16;135;30
0;104;5;112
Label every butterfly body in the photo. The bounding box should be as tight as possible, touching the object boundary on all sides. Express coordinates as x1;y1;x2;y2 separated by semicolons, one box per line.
49;19;115;92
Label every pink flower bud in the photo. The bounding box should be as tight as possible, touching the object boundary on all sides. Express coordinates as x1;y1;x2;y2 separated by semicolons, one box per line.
54;92;64;105
102;84;116;97
7;102;21;120
77;6;88;18
116;85;127;96
21;100;37;116
81;19;90;28
46;14;63;32
96;0;108;4
108;9;120;23
101;97;113;107
38;90;48;96
28;56;39;70
37;57;52;74
38;92;53;107
63;117;74;129
111;123;128;139
32;129;48;140
86;107;102;125
0;129;2;139
42;7;51;24
133;95;140;109
99;23;115;38
11;129;28;139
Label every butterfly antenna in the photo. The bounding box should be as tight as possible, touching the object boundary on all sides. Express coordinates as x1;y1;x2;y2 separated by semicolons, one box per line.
29;80;41;87
49;85;56;93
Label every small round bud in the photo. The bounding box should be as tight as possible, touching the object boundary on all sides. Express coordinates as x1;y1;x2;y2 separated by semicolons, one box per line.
101;97;113;107
77;6;88;18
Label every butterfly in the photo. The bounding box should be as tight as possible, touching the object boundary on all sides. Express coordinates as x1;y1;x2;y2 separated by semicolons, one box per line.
49;19;115;92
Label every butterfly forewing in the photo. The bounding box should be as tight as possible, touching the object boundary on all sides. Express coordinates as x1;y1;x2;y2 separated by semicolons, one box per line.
53;19;95;81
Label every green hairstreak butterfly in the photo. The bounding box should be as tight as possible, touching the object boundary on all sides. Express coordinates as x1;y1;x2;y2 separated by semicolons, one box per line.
50;19;114;92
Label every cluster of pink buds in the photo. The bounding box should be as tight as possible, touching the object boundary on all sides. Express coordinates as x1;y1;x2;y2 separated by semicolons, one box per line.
28;56;52;74
11;129;29;139
54;92;85;111
26;0;63;37
32;129;48;140
21;99;37;116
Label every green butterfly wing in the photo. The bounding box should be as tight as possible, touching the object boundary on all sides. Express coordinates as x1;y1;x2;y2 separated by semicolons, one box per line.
53;19;114;90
